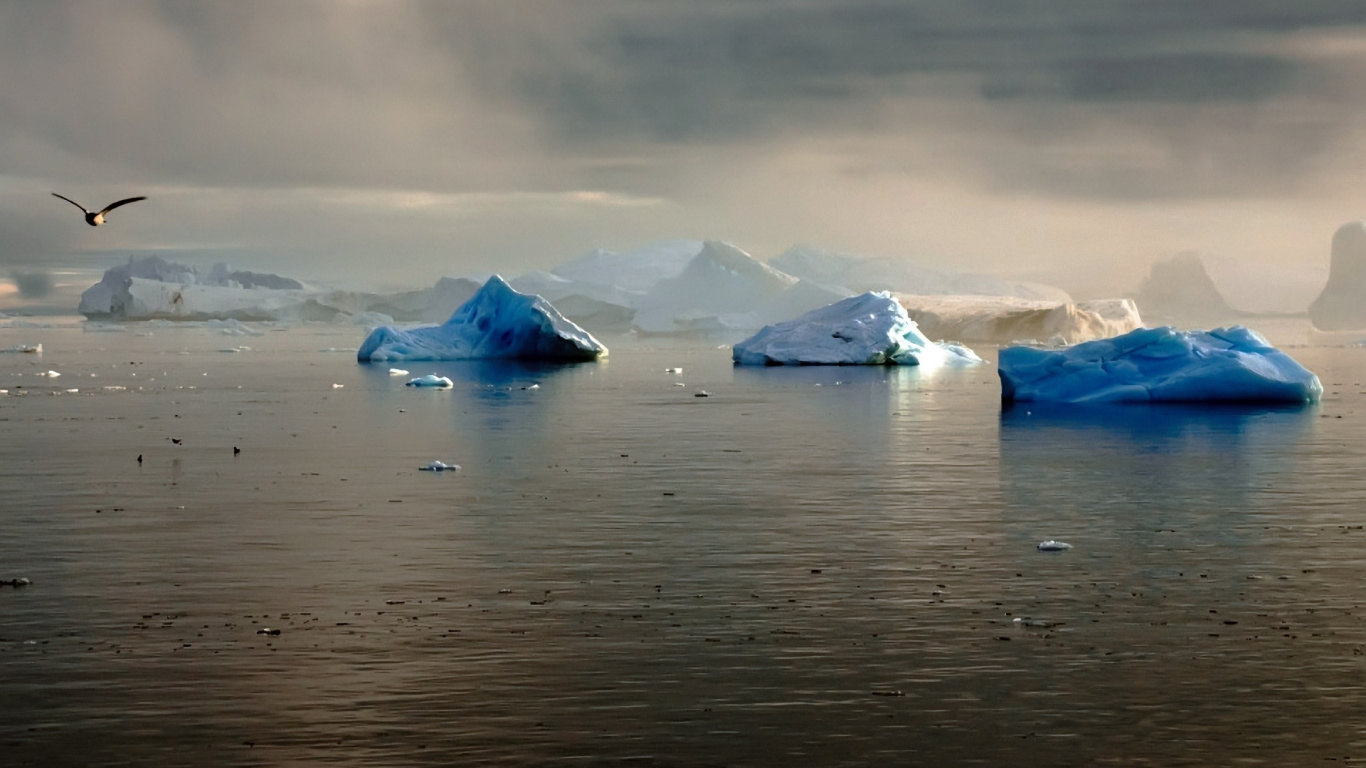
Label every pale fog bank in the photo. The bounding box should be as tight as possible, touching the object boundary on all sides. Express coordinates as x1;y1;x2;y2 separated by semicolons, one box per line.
8;221;1366;345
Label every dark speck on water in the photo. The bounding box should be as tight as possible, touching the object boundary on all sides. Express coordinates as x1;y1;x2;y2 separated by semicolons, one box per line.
0;321;1359;766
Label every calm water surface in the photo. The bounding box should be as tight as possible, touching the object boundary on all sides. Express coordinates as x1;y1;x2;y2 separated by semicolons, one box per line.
2;319;1366;766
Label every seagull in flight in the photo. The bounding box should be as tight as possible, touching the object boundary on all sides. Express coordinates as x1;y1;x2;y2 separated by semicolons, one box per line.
51;193;147;227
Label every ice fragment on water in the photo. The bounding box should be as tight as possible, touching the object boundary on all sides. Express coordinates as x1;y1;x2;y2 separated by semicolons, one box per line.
419;460;460;472
388;368;409;376
1036;540;1073;551
406;374;453;388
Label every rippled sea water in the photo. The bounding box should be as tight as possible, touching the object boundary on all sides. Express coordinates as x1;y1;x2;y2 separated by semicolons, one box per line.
3;319;1366;767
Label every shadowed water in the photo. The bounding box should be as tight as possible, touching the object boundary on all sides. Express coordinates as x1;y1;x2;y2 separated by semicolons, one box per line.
2;322;1365;766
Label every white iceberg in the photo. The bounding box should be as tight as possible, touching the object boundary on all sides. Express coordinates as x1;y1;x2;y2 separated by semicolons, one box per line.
79;255;313;321
357;276;607;362
634;241;850;335
406;374;453;388
418;460;460;472
998;326;1322;404
733;291;981;366
900;295;1142;345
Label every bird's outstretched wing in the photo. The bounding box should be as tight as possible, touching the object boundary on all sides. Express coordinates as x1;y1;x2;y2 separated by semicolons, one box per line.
51;193;89;213
99;196;147;215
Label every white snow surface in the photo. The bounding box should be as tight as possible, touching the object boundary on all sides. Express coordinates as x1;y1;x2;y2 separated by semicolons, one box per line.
998;326;1323;404
358;276;607;362
634;241;852;335
900;295;1142;345
733;292;982;366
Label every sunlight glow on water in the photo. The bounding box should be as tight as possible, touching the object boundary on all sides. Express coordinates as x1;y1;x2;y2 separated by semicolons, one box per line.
2;323;1365;766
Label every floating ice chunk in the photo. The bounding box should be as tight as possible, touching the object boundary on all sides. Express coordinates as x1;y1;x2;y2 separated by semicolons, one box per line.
331;383;344;389
1037;540;1073;551
999;326;1323;404
418;460;461;472
388;368;410;376
36;370;60;377
733;291;982;366
0;344;41;354
406;374;453;388
357;276;607;362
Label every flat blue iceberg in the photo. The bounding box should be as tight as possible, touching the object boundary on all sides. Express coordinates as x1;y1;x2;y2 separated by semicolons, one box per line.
998;326;1322;404
732;291;982;366
357;276;607;362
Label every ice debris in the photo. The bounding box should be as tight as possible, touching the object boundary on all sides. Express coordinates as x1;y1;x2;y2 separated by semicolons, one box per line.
357;276;606;362
1036;541;1073;552
406;374;453;388
419;460;460;472
733;291;981;366
999;326;1322;404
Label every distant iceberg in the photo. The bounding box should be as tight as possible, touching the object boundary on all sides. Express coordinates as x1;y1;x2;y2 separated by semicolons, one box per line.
634;241;850;335
357;276;607;362
733;291;981;366
900;294;1142;345
998;326;1322;404
771;244;1071;302
79;255;311;321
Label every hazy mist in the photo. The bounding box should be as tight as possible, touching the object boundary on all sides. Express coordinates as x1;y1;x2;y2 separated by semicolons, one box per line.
4;1;1365;299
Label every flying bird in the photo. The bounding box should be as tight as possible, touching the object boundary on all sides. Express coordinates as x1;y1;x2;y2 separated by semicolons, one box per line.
51;193;147;226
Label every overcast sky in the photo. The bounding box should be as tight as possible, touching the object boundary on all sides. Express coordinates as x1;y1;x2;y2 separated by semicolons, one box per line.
3;0;1366;296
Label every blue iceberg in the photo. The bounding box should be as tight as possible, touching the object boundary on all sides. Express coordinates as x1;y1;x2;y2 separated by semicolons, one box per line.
357;276;607;362
732;291;981;366
998;326;1322;404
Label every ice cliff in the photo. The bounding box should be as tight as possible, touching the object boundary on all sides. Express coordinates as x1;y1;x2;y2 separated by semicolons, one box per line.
1309;221;1366;331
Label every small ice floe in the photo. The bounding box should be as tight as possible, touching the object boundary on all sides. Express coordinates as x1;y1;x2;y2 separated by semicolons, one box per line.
0;343;41;354
674;382;686;387
419;460;460;472
521;384;540;390
694;390;710;397
218;346;252;353
666;367;683;374
331;383;344;389
1036;540;1073;552
406;374;453;388
1;577;31;588
388;368;410;376
255;628;281;636
1013;617;1063;628
36;370;60;378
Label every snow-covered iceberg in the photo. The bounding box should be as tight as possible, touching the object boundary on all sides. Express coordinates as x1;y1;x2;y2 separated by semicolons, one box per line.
900;295;1142;345
633;241;851;335
998;326;1322;404
357;276;607;362
733;291;981;366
